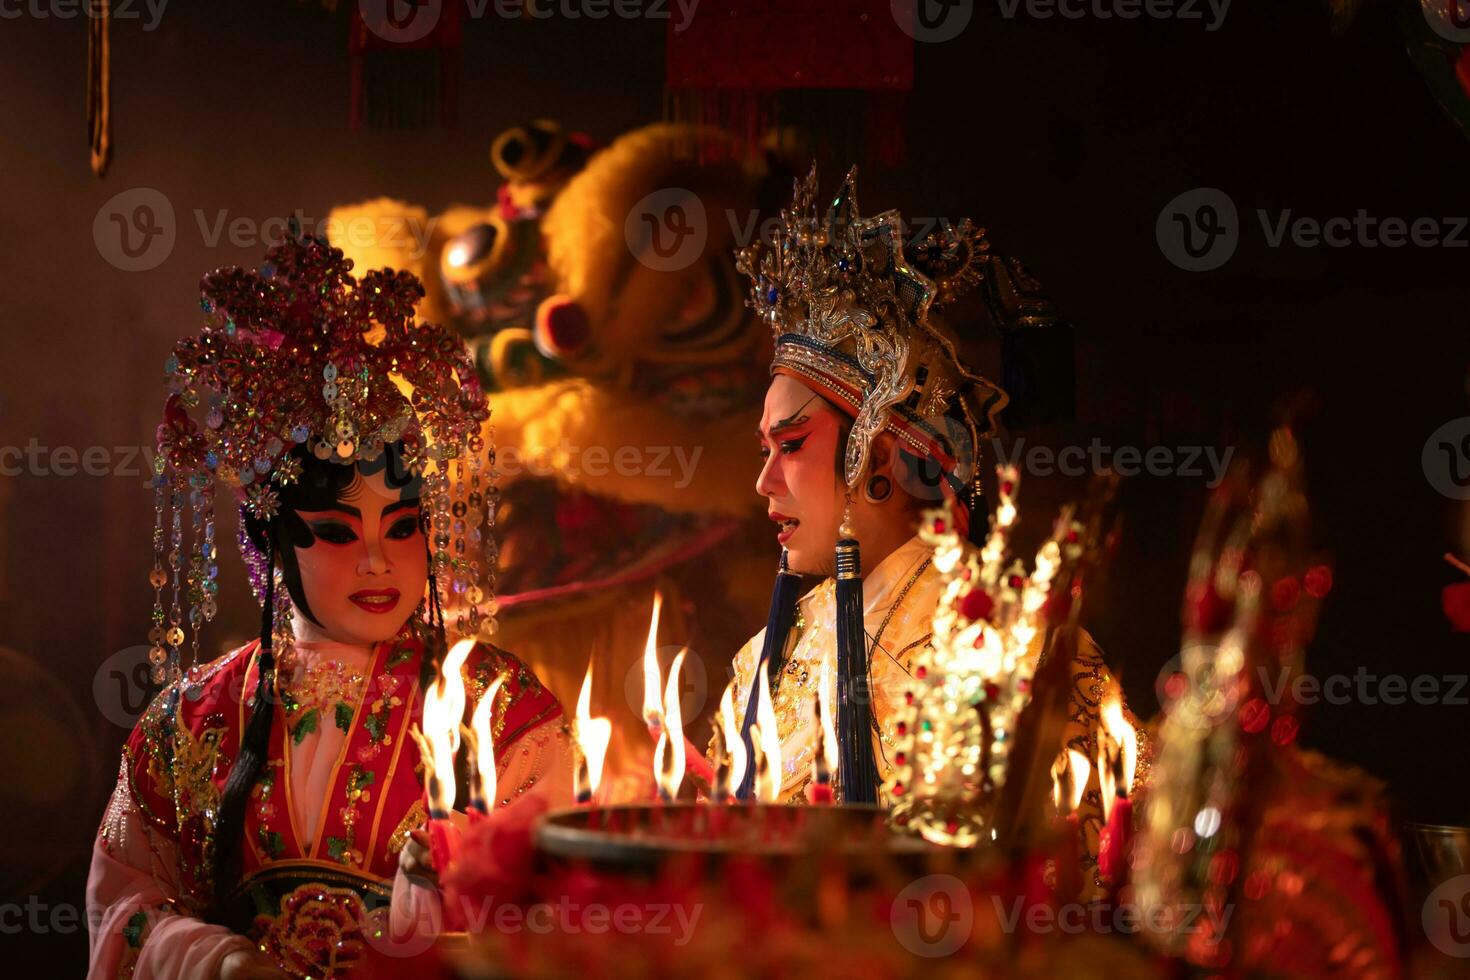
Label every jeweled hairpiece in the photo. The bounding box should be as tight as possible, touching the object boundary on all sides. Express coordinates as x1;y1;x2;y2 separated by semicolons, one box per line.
735;165;1007;521
146;221;495;684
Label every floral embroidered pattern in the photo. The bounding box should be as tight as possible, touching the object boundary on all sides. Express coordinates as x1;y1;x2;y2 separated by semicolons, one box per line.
278;658;366;745
356;674;403;764
253;760;285;859
326;766;376;867
252;883;369;979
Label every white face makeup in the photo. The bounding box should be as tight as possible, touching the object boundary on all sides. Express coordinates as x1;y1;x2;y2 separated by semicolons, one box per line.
290;465;429;647
755;374;849;575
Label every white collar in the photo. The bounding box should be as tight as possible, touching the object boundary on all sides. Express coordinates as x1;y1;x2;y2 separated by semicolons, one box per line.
861;535;932;615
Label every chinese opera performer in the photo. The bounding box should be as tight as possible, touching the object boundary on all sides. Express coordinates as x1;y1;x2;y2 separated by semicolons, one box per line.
86;229;574;979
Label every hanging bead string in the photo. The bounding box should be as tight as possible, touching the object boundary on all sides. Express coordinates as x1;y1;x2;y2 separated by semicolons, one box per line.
147;456;169;685
488;426;505;637
165;476;186;685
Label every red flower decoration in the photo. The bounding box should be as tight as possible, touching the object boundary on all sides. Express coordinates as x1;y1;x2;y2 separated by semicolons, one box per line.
958;588;994;622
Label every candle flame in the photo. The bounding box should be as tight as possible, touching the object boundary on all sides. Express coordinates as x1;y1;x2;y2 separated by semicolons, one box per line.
755;661;781;802
573;657;612;801
1096;737;1115;821
416;638;477;815
718;679;747;798
641;592;665;727
817;658;838;780
1101;694;1137;792
653;648;688;800
1051;747;1091;814
440;639;475;753
1095;694;1136;820
467;676;504;811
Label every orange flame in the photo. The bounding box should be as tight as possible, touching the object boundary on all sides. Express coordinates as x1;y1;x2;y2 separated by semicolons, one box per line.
1051;747;1091;815
573;657;612;802
1097;693;1137;819
653;648;688;800
817;658;838;781
466;675;505;810
641;592;665;728
415;638;476;815
755;659;781;802
717;679;747;798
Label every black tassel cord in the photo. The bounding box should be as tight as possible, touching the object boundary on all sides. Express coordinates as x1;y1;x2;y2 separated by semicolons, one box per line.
834;535;881;804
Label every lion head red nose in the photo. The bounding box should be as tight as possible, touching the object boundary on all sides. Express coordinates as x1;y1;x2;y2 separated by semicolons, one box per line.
535;294;590;360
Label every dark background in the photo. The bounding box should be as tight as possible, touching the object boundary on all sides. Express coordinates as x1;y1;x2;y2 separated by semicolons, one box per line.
3;1;1468;972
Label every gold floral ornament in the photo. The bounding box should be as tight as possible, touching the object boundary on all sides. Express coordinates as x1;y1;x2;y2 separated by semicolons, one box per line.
885;466;1117;847
145;218;498;686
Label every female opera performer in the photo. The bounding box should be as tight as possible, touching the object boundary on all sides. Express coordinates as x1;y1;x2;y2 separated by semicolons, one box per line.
87;228;572;979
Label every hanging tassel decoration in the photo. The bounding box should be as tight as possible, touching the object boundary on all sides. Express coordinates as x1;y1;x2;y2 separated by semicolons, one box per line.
736;550;801;800
834;521;880;804
349;1;461;130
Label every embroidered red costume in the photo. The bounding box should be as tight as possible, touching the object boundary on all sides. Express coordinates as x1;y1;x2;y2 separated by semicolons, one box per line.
90;631;569;978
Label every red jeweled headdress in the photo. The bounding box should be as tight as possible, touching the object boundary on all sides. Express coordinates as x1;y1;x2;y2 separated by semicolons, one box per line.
146;223;496;684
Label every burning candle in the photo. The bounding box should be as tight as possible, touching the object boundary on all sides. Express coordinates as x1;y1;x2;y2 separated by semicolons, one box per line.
809;659;838;804
753;666;782;803
408;639;476;873
641;591;665;736
1050;748;1090;900
1051;747;1090;818
415;639;474;818
1095;695;1138;894
461;676;505;817
572;657;612;805
712;680;747;803
653;648;688;801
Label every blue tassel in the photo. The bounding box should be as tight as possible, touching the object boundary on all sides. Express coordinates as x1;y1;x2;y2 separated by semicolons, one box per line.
736;551;800;801
834;536;880;804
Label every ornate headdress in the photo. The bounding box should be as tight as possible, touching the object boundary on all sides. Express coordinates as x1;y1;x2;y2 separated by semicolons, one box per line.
147;222;495;685
736;165;1008;531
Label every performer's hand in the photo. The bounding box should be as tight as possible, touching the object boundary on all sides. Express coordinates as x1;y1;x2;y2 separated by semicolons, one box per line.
218;948;290;979
399;828;439;888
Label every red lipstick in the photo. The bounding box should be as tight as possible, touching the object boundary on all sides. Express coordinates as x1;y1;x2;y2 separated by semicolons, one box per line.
349;588;400;614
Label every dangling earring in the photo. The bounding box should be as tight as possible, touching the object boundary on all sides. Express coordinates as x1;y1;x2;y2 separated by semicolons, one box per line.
863;474;892;503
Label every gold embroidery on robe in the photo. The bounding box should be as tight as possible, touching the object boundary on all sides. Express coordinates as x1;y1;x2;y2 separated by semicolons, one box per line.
387;799;427;855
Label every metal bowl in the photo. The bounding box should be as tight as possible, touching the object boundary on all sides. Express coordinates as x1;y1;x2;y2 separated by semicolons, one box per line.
535;803;941;870
1406;821;1470;889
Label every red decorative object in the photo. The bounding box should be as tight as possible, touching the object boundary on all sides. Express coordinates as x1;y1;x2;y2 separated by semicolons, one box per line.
349;2;463;129
1442;581;1470;631
664;0;914;164
959;588;994;622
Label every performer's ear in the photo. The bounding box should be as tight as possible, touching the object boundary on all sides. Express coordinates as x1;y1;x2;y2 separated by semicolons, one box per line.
869;432;900;478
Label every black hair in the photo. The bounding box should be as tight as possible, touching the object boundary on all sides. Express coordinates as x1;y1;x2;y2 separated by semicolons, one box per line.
210;442;423;918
